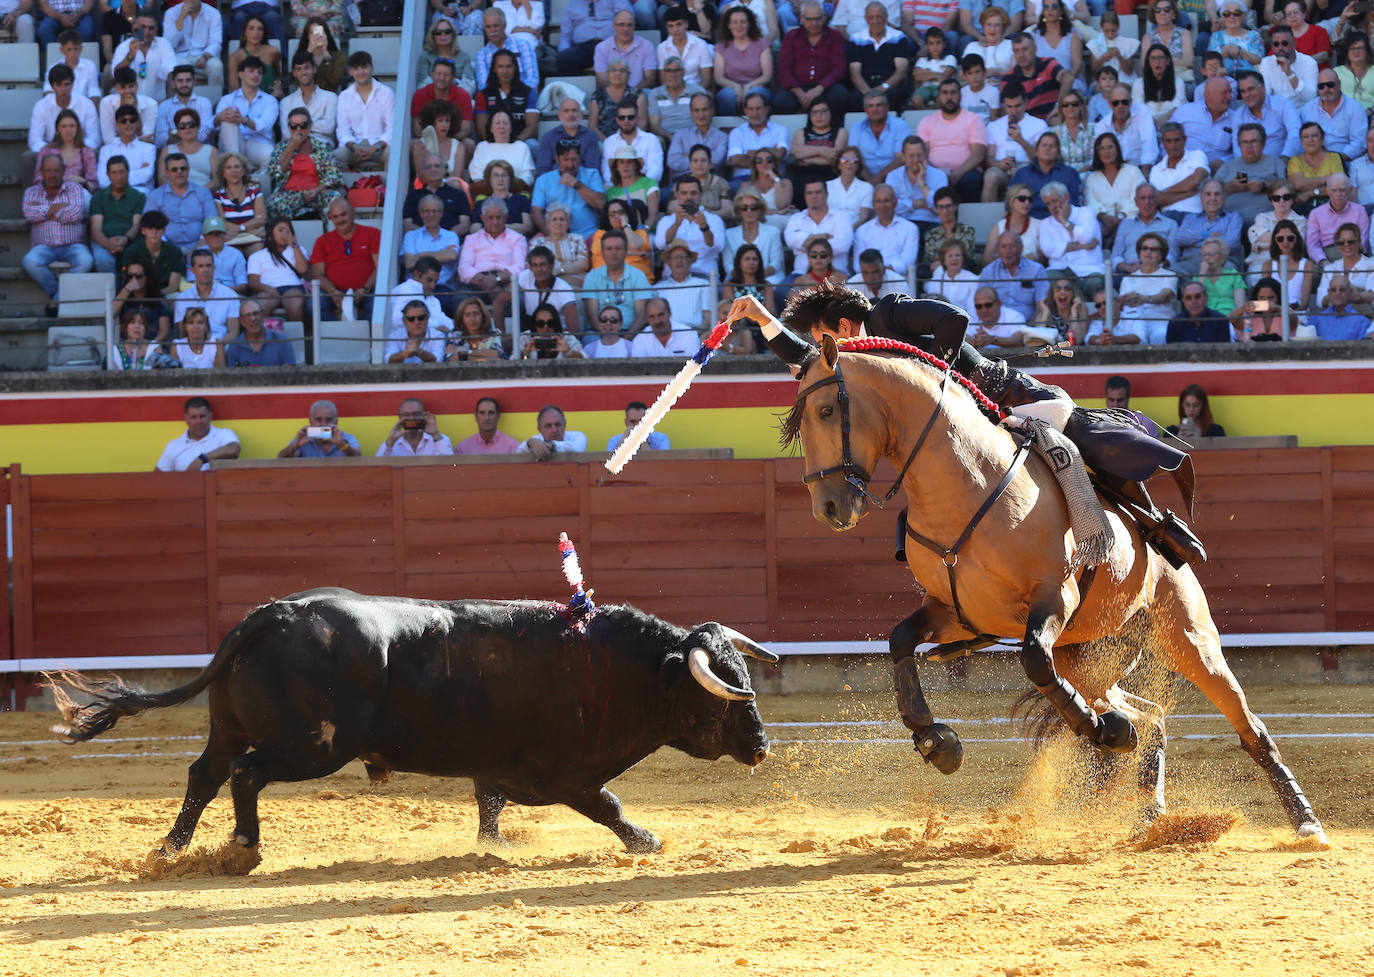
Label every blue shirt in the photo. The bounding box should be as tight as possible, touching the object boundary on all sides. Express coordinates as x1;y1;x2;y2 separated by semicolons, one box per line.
1300;94;1369;159
536;125;602;174
1166;310;1230;343
144;182;216;251
885;164;948;224
1229;97;1301;158
559;0;632;48
401;225;462;286
850;116;910;176
1009;163;1081;220
226;334;298;367
202;244;246;290
298;432;360;457
154;93;214;147
1310;307;1373;341
214;87;279;146
531;166;605;239
1174;211;1243;268
607;430;670;451
978;257;1050;320
1110;213;1180;271
1170;102;1235;166
582;264;650;324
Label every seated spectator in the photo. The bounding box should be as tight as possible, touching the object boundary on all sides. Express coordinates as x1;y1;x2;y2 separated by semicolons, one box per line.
474;159;534;236
384;300;448;364
277;399;362;458
596;9;658;88
1214;123;1286;227
171;306;225;368
1050;90;1093;176
476;49;539;144
1317;224;1374;310
685;145;733;224
455;397;520;454
1307;174;1370;263
1004;31;1070;120
123;210;184;296
98;67;157;145
534;141;607;241
667;93;727;180
982;82;1047;203
909;24;957;109
1207;0;1260;74
582;230;651;333
1165;282;1230;343
1299;68;1366;162
1289;122;1344;212
299;15;347;92
789;100;846;197
1102;376;1159;436
458;198;527;323
736;149;793;227
410;56;473;148
44;30;97;99
1088;11;1138;81
266;109;346;222
280;52;339;149
36;109;96;198
89;156;145;273
1246;181;1306;273
477;8;539;91
920;187;975;278
852;184;918;281
1232;278;1286;341
1134;44;1185;126
227;15;283;96
214;56;278;175
608;401;670;451
725;91;789;188
983;181;1041;268
978;231;1049;320
968;285;1051;349
846;246;900;302
411;102;469;187
657;241;713;333
212;152;267;249
1081;134;1144;244
714;6;772;114
388;256;454;332
1038;182;1104;299
927;239;979;313
600;102;664;190
402;194;462;308
848;89;908;184
1308;275;1374;339
159;107;216;188
1112;232;1176;345
403;152;473;234
1148;122;1208;220
248;217;310;324
109;307;163;370
605;146;661;228
655;175;728;278
226;298;297;367
155;397;241;472
632;295;701;355
163;0;223;91
1287;1;1331;66
724;241;778;314
112;258;170;342
1336;30;1374;112
1231;69;1299;161
794;237;848;290
537;98;603;175
659;4;715;88
416;15;462;91
97;106;156;192
649;57;707;143
968;7;1013;83
1171;179;1241;277
585;304;633;358
724;191;785;284
445;297;503;361
517;405;587;460
1166;383;1226;437
1111;183;1179;274
469;109;535;187
106;12;174;98
334;51;393;172
174;248;241;340
1194;237;1247;318
846;1;914;111
518;246;580;332
377;398;454;456
1260;219;1316;312
520;303;585;359
22;155;92;313
1091;85;1158;170
4;0;36;42
29;65;99;156
310;197;381;320
783;179;854;278
1169;77;1234;172
1012;132;1080;221
961;53;1001;121
198;216;249;294
1031;271;1092;344
878;137;942;228
146;153;216;252
529;200;588;284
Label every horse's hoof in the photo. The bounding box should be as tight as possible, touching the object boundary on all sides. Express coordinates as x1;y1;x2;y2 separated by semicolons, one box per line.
1094;710;1138;754
233;834;256;848
915;723;963;775
1296;820;1329;847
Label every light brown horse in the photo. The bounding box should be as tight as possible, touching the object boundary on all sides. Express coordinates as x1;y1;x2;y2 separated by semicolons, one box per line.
784;334;1325;842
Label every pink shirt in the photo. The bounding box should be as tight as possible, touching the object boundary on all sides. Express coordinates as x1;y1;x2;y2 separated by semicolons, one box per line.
455;430;520;455
915;110;989;172
458;229;529;283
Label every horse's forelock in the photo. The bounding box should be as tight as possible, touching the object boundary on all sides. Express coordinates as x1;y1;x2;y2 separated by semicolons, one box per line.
779;349;824;449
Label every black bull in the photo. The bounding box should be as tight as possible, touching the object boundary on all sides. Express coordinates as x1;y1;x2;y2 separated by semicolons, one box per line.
49;589;776;855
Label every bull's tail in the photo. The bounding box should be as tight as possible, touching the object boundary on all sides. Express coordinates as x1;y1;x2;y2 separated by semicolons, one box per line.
46;603;277;742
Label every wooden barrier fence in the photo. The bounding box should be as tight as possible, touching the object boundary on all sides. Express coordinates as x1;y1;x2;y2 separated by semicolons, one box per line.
3;449;1372;675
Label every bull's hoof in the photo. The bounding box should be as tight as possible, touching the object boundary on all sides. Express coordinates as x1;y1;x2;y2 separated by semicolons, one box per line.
233;834;258;848
623;829;662;854
1296;820;1329;847
915;723;963;775
1093;710;1138;754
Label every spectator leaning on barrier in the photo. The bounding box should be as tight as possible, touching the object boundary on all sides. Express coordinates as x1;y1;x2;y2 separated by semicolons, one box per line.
455;397;521;455
1309;276;1374;340
377;398;455;457
225;298;296;366
384;300;449;364
89;155;144;273
155;396;241;472
23;154;92;312
518;404;588;460
607;401;670;452
584;304;633;358
277;399;361;458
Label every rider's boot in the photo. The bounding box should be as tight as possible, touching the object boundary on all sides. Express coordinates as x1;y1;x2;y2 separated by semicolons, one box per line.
1109;479;1207;569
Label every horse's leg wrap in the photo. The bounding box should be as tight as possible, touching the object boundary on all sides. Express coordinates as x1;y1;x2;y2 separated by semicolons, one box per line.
1267;762;1320;833
894;507;909;563
1021;641;1099;739
892;625;963;775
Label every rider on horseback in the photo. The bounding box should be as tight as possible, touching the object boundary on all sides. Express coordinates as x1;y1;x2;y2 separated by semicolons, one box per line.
732;283;1207;570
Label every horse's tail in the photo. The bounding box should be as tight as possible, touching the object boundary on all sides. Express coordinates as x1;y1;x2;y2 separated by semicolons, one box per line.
1010;689;1066;749
46;604;275;742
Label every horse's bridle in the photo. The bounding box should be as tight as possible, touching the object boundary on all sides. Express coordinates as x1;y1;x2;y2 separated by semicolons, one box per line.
796;355;951;508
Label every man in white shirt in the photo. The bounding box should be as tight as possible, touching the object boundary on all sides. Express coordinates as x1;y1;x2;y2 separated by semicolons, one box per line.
657;6;713;87
518;245;579;330
96;107;157;191
784;179;855;275
631;296;702;356
831;0;899;38
388;257;454;332
107;13;176;98
600;101;664;183
154;64;213;147
43;31;99;99
725;92;790;182
154;397;241;472
653;175;726;277
655;244;712;334
99;67;158;144
376;398;455;457
851;184;918;279
517;405;587;460
29;64;99;152
278;51;338;147
982;82;1046;202
173;248;241;340
1149;122;1210;217
162;0;222;90
1092;85;1159;168
1259;24;1318;108
334;50;394;171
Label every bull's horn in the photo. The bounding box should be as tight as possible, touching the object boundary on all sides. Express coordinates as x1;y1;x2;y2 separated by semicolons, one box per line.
688;647;755;702
762;318;816;367
717;625;780;664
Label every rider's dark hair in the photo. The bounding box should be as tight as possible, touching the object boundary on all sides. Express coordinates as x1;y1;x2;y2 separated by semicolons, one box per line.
781;279;871;337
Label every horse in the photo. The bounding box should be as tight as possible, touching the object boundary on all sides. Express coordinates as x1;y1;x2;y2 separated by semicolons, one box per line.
782;333;1325;843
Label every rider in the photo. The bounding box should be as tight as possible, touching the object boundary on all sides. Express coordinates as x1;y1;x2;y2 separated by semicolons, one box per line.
726;283;1207;570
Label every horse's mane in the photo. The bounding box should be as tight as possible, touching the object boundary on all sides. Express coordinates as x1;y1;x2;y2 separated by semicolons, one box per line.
779;340;1005;449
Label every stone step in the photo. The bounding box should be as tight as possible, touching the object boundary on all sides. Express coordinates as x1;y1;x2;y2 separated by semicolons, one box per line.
0;316;59;372
0;266;56;313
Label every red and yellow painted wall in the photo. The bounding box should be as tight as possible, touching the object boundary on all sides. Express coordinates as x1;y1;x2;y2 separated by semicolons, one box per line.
2;360;1372;475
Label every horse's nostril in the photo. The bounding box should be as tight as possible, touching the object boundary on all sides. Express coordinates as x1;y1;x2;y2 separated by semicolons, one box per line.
824;499;836;519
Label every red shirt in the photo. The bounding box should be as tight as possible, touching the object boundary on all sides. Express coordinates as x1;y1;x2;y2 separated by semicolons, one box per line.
311;224;381;290
282;151;318;193
1003;57;1063;120
1293;24;1331;61
411;84;474;122
778;27;848;91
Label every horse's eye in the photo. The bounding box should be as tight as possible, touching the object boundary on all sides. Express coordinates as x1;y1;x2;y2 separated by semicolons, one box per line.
819;405;834;419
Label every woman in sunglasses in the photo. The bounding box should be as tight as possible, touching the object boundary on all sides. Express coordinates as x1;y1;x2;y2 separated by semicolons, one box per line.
520;302;584;359
738;149;794;227
1141;0;1194;81
158;107;216;190
1247;181;1307;273
1051;92;1093;174
723;190;784;285
1259;218;1316;312
590;199;653;278
266;107;346;221
112;259;172;345
1314;220;1374;310
984;182;1042;268
416;16;464;89
1208;0;1262;74
798;240;845;289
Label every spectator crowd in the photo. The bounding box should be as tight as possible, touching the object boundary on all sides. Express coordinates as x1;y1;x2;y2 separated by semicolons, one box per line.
22;0;1374;369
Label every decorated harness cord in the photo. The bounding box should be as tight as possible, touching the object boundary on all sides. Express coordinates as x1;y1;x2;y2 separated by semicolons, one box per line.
838;336;1007;423
558;532;595;620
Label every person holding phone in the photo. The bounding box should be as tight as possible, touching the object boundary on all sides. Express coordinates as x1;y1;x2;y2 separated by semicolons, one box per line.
277;399;361;458
377;398;454;457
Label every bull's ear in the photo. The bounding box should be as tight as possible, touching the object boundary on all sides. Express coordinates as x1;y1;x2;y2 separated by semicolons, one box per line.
821;333;839;371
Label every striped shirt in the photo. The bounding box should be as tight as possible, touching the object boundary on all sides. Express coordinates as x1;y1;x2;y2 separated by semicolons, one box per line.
23;182;86;247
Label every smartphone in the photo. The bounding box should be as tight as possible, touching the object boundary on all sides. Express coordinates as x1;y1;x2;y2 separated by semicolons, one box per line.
1238;172;1248;184
1250;299;1273;313
307;426;332;439
682;201;699;216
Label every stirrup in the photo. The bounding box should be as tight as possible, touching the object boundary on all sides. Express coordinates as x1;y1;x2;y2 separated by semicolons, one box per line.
1143;509;1207;568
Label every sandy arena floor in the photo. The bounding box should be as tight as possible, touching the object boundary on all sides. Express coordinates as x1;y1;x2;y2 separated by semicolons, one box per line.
2;682;1372;977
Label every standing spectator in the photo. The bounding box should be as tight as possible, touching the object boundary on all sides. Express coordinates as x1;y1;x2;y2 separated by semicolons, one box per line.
280;52;339;148
1261;24;1318;107
310;197;380;320
981;83;1046;203
1039;182;1105;299
22;154;92;312
247;218;309;324
477;8;539;90
534;141;606;239
458;198;528;324
978;231;1049;320
1111;183;1179;274
1002;31;1070;120
518;406;587;460
1172;179;1241;276
29;65;99;154
401;195;462;308
582;230;650;334
455;397;521;454
632;296;701;355
335;51;393;171
656;242;713;334
266;109;346;221
98;67;157;144
144;152;216;251
278;400;362;458
848;88;908;183
885;135;947;225
648;57;705;141
97;106;156;192
852;184;918;281
155;64;214;148
162;0;223;91
225;299;296;366
384;300;448;364
173;248;241;340
845;1;914;111
89;156;144;272
658;6;715;89
377;398;455;457
214;56;278;176
1229;69;1300;159
106;12;174;97
915;78;987;202
154;397;240;471
1307;174;1370;262
1091;86;1158;169
537;97;603;175
596;9;659;88
1149;122;1209;218
608;401;670;451
1165;283;1230;343
714;5;772;114
1215;123;1286;226
121;210;184;296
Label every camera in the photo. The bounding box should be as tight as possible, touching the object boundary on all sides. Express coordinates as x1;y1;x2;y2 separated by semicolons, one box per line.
402;417;425;430
132;26;145;41
1250;299;1273;313
682;201;699;216
307;425;332;439
534;334;558;350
